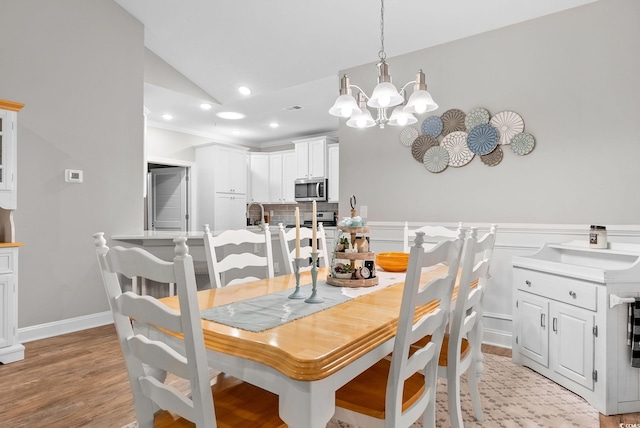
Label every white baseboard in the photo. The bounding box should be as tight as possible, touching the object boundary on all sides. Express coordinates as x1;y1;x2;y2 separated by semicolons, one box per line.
18;311;113;343
483;327;512;350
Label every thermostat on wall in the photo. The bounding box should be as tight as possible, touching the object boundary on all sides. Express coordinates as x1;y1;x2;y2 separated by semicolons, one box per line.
65;169;83;183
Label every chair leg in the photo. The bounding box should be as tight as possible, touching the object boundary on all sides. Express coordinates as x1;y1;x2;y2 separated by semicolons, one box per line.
447;367;464;428
468;328;484;422
423;363;438;428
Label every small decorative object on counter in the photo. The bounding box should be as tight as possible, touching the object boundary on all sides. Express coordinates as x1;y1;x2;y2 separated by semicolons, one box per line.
589;225;608;249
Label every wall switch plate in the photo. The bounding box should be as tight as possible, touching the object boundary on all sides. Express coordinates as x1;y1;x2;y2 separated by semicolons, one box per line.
65;169;83;183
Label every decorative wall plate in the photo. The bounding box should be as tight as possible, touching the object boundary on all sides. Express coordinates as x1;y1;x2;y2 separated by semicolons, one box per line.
510;132;535;155
481;146;503;167
467;123;499;155
465;107;490;131
411;135;439;162
490;111;524;145
421;116;443;137
399;126;419;147
440;109;466;136
441;131;474;167
423;146;449;173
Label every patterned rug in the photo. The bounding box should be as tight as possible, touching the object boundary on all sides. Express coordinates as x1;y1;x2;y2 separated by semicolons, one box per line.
122;354;598;428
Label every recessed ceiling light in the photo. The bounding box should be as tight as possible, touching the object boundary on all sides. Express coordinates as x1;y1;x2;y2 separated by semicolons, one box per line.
161;113;173;120
200;103;213;110
216;111;246;120
238;85;251;96
269;122;279;128
232;130;241;135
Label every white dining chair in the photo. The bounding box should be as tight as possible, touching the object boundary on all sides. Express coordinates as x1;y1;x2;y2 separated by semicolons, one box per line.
412;224;498;428
277;222;329;274
202;224;274;288
93;232;285;428
403;222;464;253
333;229;466;428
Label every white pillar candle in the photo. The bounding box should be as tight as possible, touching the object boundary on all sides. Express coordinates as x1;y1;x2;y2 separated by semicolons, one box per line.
312;201;317;252
295;207;300;258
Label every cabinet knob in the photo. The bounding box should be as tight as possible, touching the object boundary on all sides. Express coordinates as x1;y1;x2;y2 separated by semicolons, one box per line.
525;280;531;286
569;291;577;298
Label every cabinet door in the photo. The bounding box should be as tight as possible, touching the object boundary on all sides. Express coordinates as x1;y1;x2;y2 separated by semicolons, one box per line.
250;154;269;202
308;139;326;178
550;304;594;390
214;193;247;231
281;151;296;203
269;154;283;203
327;145;339;203
516;291;549;367
0;275;12;348
213;146;232;193
229;150;247;194
295;142;310;179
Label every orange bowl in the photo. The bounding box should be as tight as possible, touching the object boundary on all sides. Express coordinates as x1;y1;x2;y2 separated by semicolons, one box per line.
376;252;410;272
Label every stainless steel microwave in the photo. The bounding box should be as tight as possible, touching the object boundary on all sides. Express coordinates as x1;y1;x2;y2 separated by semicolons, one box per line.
294;178;327;202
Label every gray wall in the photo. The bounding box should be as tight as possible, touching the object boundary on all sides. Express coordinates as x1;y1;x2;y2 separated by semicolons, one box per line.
0;1;144;327
338;0;640;226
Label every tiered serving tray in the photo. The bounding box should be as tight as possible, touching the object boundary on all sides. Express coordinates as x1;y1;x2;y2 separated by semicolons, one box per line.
326;225;379;288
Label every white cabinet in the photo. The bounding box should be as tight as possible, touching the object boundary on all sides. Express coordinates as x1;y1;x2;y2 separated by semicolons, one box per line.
195;144;248;231
249;151;296;204
213;145;247;194
214;193;247;231
512;241;640;415
294;137;327;179
0;99;23;364
514;273;595;390
269;151;296;203
249;153;269;203
327;144;339;203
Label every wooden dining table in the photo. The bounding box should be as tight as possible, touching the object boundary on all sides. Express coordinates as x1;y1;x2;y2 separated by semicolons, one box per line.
154;265;450;428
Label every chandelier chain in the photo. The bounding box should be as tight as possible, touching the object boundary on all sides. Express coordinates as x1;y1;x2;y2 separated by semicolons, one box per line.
378;0;386;61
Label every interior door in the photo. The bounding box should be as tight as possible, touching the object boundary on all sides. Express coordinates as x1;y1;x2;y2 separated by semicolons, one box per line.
148;167;188;231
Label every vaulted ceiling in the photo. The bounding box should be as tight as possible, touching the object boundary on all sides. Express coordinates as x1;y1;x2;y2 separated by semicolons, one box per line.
115;0;596;146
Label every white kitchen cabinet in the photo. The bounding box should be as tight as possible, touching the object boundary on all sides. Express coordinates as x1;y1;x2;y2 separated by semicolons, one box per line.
213;145;247;194
195;144;248;231
512;241;640;415
0;99;23;364
214;193;247;231
249;153;269;203
294;137;326;179
327;144;339;203
269;151;296;203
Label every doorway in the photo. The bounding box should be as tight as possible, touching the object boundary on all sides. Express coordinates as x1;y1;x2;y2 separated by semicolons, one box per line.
146;164;190;231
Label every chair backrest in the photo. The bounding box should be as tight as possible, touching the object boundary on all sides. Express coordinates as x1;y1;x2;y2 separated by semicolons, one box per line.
403;222;464;253
386;228;466;426
203;224;274;288
93;233;216;428
277;222;329;274
446;225;498;370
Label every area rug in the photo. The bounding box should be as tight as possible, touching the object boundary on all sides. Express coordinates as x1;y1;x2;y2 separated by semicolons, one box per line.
122;354;598;428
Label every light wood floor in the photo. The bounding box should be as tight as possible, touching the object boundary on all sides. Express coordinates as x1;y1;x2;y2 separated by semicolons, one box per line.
0;324;638;427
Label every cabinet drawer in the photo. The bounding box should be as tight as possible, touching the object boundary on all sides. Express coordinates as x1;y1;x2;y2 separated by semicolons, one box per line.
514;267;597;311
0;251;14;274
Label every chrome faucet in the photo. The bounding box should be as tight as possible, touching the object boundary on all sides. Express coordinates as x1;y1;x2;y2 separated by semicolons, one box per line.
246;202;265;229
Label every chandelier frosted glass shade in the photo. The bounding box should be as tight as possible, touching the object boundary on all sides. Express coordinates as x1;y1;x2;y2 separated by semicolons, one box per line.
367;82;404;109
346;107;376;128
404;89;438;114
388;104;417;126
329;94;361;118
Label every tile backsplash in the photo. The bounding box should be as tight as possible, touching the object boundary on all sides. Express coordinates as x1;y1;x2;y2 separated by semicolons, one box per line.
247;202;338;226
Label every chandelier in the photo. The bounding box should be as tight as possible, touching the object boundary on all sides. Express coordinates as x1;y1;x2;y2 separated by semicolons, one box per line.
329;0;438;128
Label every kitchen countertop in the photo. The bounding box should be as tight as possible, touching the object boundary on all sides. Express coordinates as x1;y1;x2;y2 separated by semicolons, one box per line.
113;225;337;244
